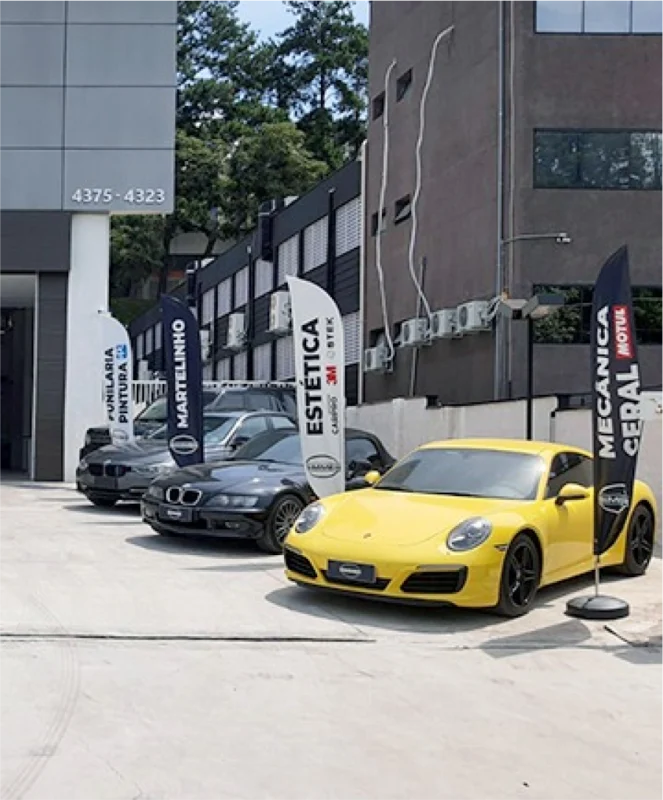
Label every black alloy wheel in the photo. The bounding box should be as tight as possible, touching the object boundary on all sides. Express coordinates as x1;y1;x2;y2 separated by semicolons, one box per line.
495;533;541;617
256;494;305;555
617;504;655;577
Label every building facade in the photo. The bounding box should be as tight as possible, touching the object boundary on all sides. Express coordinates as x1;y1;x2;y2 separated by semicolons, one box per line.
130;161;364;405
363;0;662;406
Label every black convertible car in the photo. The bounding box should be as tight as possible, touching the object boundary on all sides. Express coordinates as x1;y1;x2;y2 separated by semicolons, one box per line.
141;428;395;553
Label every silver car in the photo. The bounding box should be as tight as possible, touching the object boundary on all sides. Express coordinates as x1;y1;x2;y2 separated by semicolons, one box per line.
76;411;296;507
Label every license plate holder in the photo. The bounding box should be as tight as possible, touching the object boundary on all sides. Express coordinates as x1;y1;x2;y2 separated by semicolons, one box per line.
94;476;117;490
327;560;376;584
158;505;193;523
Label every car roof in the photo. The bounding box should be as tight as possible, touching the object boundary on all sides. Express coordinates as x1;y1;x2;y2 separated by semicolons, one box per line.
418;438;592;459
203;410;292;419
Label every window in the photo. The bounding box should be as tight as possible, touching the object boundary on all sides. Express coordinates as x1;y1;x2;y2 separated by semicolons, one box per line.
336;197;361;255
202;363;214;380
346;437;381;468
235;415;269;442
546;453;593;498
201;289;215;325
154;322;162;352
534;130;662;190
253;342;272;381
536;1;662;33
272;415;297;430
136;333;145;360
217;279;231;317
396;68;413;101
533;284;662;345
277;235;299;285
254;258;273;298
371;209;387;237
276;335;295;380
145;327;154;355
394;194;412;224
216;357;231;380
233;350;247;380
234;267;249;307
303;217;328;272
343;312;361;364
372;92;385;120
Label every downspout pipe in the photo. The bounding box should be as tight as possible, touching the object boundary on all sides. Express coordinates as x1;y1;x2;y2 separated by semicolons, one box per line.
358;140;367;406
493;0;506;400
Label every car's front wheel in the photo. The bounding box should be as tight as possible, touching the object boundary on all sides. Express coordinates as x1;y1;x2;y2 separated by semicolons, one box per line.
617;503;655;577
256;494;305;555
494;532;541;617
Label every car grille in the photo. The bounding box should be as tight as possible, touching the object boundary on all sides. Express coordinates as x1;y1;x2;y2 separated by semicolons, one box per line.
89;431;112;445
322;572;390;591
165;487;202;506
284;549;317;579
89;463;130;478
400;568;468;595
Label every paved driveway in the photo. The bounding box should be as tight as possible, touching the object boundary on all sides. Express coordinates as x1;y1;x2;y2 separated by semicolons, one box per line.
1;481;661;800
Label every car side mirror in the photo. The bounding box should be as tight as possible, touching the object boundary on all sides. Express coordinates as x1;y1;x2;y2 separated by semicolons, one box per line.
555;482;590;506
363;470;381;486
231;436;249;450
347;459;372;480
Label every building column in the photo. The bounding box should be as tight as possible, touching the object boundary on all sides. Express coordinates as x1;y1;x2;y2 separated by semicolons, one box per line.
62;214;110;481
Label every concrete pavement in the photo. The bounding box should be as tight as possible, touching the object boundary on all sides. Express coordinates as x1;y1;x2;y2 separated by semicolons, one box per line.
1;481;661;799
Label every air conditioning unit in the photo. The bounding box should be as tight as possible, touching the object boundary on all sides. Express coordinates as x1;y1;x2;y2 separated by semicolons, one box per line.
455;301;489;335
226;312;246;351
398;317;428;348
269;291;291;334
364;347;390;373
429;309;456;340
200;329;212;361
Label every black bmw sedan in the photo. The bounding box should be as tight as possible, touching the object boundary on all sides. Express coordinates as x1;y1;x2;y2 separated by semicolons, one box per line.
141;428;395;553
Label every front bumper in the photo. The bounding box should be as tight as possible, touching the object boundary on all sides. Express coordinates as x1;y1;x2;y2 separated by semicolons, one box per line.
283;538;504;609
141;496;269;539
77;468;153;502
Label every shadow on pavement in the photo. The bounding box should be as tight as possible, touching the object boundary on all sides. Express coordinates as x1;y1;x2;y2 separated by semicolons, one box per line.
62;503;141;518
264;584;507;635
125;533;267;559
480;620;592;658
187;562;280;573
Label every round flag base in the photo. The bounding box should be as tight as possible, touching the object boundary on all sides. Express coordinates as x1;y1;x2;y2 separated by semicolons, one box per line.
566;595;630;620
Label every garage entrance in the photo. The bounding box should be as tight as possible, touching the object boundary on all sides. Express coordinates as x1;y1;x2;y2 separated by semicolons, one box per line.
1;276;35;475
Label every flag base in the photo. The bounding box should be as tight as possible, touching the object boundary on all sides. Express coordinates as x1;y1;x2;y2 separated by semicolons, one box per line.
566;595;630;620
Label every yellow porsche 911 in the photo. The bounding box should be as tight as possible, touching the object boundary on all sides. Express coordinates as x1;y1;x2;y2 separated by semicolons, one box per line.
283;439;657;616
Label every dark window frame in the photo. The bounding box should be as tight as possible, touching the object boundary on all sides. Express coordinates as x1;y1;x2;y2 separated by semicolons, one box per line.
396;68;413;102
372;92;386;120
370;208;387;237
534;1;662;35
394;194;412;224
532;283;662;346
533;128;662;191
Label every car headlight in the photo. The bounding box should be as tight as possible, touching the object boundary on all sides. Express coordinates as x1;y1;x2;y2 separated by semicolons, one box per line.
205;494;259;509
446;517;492;552
133;463;170;477
85;433;92;446
145;484;165;501
293;502;325;534
78;457;89;471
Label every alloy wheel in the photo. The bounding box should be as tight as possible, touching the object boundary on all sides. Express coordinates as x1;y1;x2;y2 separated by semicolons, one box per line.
506;541;538;609
273;498;304;542
630;509;654;570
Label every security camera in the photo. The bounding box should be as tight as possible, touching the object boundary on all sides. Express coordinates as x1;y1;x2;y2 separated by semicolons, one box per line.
556;233;572;244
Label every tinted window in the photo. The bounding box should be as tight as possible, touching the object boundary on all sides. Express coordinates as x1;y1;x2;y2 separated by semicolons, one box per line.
240;433;303;465
137;397;168;422
584;1;630;32
536;1;661;33
271;416;297;430
235;415;270;442
346;437;381;467
375;448;545;501
148;415;234;442
536;1;583;31
280;392;298;417
546;453;593;498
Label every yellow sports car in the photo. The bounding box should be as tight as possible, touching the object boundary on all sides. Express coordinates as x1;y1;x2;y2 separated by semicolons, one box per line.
284;439;657;616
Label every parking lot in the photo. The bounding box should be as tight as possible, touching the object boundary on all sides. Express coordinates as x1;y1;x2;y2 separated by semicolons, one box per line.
1;480;661;800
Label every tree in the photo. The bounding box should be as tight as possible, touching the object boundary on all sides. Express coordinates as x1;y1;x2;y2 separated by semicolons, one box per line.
110;216;165;298
223;121;328;237
276;1;369;169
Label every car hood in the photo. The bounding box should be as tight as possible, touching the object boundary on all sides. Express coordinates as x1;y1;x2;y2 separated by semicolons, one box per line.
153;460;307;495
85;440;172;466
86;420;161;437
319;490;530;546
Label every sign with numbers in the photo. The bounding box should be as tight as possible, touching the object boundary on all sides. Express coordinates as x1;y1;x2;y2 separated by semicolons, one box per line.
0;3;176;213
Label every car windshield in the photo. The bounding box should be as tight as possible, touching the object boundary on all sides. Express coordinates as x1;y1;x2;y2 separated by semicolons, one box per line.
235;432;303;465
145;416;235;443
137;396;167;422
375;448;545;501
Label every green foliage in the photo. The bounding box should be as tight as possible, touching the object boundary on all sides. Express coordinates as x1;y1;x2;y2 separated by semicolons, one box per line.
110;0;368;300
110;297;154;326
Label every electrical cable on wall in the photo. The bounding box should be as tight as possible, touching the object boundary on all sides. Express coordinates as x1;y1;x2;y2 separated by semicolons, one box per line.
408;24;454;334
374;58;397;364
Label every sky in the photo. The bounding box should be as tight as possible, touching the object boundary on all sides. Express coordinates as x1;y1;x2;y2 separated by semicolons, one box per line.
236;1;369;40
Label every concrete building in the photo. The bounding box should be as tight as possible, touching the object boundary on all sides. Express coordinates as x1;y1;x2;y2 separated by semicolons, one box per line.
362;0;662;406
130;161;364;404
